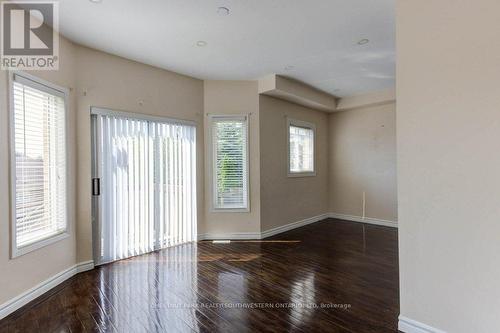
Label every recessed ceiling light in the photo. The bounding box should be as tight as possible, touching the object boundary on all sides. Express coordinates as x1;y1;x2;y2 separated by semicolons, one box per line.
217;7;230;16
357;38;369;45
284;65;295;71
196;41;207;47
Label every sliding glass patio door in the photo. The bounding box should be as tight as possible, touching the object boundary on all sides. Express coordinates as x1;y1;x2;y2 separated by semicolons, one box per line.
91;109;197;265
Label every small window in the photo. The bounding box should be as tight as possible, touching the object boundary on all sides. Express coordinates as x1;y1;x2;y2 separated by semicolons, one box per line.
287;118;315;177
10;73;68;257
209;115;249;211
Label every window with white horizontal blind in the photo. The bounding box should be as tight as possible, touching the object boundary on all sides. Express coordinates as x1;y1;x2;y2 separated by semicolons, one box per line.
10;73;68;256
210;115;249;211
287;118;315;176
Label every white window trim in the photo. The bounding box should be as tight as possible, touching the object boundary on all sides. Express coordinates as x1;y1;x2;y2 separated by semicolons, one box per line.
9;71;71;258
287;117;316;178
208;114;250;213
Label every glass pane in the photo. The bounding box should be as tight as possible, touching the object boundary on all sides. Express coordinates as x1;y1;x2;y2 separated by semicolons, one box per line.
289;125;314;173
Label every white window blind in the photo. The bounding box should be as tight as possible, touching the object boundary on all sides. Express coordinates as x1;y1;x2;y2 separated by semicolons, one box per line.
11;74;67;253
288;119;315;175
210;116;249;210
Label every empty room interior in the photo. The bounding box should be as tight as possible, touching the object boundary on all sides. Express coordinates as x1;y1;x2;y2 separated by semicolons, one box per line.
0;0;499;332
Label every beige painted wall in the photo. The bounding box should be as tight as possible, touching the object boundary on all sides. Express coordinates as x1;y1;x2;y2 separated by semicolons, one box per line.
203;81;261;235
259;95;329;231
74;46;204;261
397;0;500;331
329;102;397;222
0;37;78;305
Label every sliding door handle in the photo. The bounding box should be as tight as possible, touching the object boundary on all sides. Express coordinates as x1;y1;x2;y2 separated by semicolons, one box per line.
92;178;101;196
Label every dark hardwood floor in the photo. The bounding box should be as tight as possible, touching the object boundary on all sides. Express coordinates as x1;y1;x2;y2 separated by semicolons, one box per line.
0;219;399;333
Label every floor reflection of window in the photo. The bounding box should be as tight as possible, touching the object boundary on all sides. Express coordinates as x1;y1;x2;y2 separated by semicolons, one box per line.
289;272;316;326
218;272;246;302
218;272;248;323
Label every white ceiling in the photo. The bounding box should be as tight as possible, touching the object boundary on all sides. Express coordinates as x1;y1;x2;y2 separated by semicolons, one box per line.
58;0;395;97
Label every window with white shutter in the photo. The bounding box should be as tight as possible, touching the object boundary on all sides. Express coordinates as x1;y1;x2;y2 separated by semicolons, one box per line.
210;115;249;211
287;118;315;177
10;73;68;257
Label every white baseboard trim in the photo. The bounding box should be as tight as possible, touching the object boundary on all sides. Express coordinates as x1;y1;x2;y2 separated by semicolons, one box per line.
398;316;446;333
198;212;397;241
0;260;95;320
198;213;330;241
329;213;398;228
261;213;330;239
76;260;95;273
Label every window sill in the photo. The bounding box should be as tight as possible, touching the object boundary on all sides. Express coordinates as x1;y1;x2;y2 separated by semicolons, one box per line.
211;207;250;213
12;231;70;259
288;172;316;178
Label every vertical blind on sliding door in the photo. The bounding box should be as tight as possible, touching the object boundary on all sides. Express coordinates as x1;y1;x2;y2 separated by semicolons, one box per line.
93;112;196;264
152;121;197;249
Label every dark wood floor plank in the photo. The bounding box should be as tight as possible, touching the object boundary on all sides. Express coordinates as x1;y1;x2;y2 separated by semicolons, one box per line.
0;219;399;333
